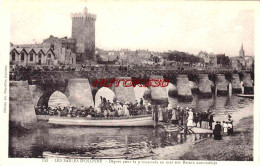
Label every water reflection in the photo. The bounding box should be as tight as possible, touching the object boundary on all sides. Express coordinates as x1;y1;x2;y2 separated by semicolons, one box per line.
9;95;253;158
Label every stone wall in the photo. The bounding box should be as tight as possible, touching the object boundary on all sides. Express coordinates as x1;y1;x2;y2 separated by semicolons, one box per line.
65;79;94;108
9;81;36;126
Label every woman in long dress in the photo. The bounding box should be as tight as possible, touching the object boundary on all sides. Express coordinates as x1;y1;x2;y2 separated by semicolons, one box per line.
187;109;195;127
123;103;130;116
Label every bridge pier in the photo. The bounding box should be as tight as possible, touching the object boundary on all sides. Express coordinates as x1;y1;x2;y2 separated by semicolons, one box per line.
215;74;229;96
189;81;198;93
29;85;43;107
242;73;254;94
114;77;136;103
9;81;36;127
167;83;177;97
176;75;192;102
65;79;94;108
231;74;242;93
149;76;168;104
198;74;212;98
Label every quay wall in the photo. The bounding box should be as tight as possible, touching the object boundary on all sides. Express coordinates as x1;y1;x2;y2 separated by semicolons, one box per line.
9;81;36;126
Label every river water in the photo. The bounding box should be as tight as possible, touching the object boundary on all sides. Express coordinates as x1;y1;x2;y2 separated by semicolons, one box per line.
9;94;254;158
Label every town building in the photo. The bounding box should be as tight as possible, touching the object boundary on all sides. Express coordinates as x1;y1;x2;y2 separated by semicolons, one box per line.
231;44;254;70
197;51;217;67
10;7;95;65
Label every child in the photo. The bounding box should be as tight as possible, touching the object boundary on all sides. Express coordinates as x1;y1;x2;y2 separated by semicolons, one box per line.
223;121;228;136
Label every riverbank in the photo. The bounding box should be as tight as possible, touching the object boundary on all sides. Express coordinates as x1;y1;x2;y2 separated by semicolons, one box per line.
179;115;253;161
147;100;253;160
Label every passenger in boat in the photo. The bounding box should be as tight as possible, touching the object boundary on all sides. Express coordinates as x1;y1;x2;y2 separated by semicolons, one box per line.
128;102;134;116
213;121;222;140
140;98;144;106
147;102;152;114
108;104;115;117
104;109;108;117
116;102;124;116
123;102;130;116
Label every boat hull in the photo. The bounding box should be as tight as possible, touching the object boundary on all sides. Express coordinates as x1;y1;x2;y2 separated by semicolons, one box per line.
47;115;155;127
237;94;254;99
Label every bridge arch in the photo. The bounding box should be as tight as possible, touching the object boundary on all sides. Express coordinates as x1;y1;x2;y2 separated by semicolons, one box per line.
48;91;70;109
134;84;149;102
95;87;116;108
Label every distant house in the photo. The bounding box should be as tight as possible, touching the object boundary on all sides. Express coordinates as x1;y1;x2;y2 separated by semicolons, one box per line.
197;51;217;68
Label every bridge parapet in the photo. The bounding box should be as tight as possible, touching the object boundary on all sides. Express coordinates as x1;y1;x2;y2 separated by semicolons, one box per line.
10;69;253;86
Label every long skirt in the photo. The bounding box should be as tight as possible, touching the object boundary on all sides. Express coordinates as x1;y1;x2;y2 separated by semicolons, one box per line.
187;119;196;127
201;121;208;129
213;129;222;140
158;112;163;122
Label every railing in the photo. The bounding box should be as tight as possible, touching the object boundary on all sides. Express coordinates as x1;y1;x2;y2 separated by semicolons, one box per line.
9;68;253;84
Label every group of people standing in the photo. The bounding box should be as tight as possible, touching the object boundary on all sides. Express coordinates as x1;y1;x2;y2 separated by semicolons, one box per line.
213;115;234;140
153;105;214;130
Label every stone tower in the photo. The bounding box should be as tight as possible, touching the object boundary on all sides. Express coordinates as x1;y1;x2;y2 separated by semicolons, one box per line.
71;7;96;62
239;43;245;57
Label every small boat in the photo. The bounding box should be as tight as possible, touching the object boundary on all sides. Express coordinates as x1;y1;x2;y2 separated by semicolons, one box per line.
47;114;155;127
237;94;254;99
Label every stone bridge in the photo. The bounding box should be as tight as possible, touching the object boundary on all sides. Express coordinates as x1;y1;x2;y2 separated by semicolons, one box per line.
9;69;254;126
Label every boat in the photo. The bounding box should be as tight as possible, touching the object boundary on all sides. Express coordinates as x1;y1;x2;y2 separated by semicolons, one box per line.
47;114;155;127
237;94;254;99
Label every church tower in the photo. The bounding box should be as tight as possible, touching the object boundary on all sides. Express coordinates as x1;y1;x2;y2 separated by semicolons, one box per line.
71;7;96;62
239;43;245;57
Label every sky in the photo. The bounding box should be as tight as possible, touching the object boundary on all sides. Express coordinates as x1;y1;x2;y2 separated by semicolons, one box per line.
9;0;256;56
